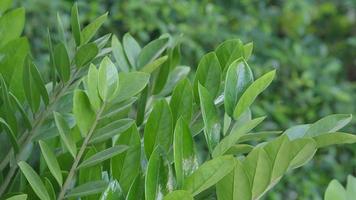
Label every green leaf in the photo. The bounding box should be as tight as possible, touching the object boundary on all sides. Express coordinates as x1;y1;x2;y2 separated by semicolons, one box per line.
243;42;253;60
324;180;346;200
54;112;77;158
5;194;28;200
164;190;194;200
9;92;31;129
66;181;108;198
174;118;198;188
123;33;141;69
126;174;145;200
225;144;254;155
215;39;244;70
99;180;125;200
288;138;317;169
90;119;134;144
144;99;173;158
312;132;356;148
198;84;221;153
29;62;49;105
115;72;150;102
44;177;56;200
193;52;221;100
75;42;99;68
85;64;101;111
0;75;17;134
183;155;235;196
145;148;174;200
98;57;119;101
71;3;81;46
0;8;25;47
112;35;130;72
81;12;108;45
140;55;168;73
212;117;265;158
111;124;141;194
170;78;193;123
305;114;352;137
346;175;356;199
237;131;282;143
137;37;169;69
233;69;276;119
0;117;18;152
56;13;66;43
224;59;253;117
54;42;70;82
18;161;51;200
78;145;129;169
39;140;63;186
0;0;13;15
23;58;41;112
73;89;96;136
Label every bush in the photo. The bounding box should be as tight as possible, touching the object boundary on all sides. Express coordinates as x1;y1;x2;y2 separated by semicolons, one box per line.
0;4;355;200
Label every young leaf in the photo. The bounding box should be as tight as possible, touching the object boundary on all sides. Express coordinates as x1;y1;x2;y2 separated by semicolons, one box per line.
164;190;194;200
18;161;51;200
224;59;253;117
198;84;221;153
112;35;130;72
66;181;108;198
53;112;77;158
74;43;99;68
305;114;352;137
174;118;198;188
144;99;173;158
53;42;70;82
115;72;150;102
137;37;169;69
145;148;174;200
78;145;129;169
347;175;356;199
170;78;193;123
81;12;108;45
111;124;141;194
123;33;141;69
233;69;276;119
212;117;265;158
183;155;236;196
70;3;81;46
73;89;96;136
39;140;63;186
193;52;221;100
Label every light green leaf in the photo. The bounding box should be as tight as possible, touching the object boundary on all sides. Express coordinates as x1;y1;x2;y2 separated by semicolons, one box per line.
183;155;235;196
73;89;96;136
39;140;62;186
224;59;253;117
237;131;282;143
23;58;40;112
140;55;168;73
305;114;352;137
0;117;18;153
54;112;77;158
126;174;145;200
312;132;356;148
137;37;169;69
54;42;70;82
174;118;198;188
233;69;276;119
0;75;17;134
212;117;265;158
66;181;108;198
112;35;130;72
346;175;356;199
98;57;119;101
78;145;128;169
164;190;194;200
145;148;174;200
81;12;108;45
74;42;99;68
99;180;125;200
85;64;101;111
243;42;253;60
225;144;254;155
0;0;13;15
115;72;150;102
193;52;221;100
70;3;81;46
5;194;27;200
0;7;25;47
324;180;346;200
111;124;141;194
18;161;50;200
123;33;141;69
215;39;244;70
198;84;221;153
144;99;173;158
90;119;134;144
170;78;193;123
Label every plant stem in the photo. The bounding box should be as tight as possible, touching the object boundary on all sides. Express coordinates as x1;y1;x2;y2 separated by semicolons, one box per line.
57;104;105;200
0;71;80;197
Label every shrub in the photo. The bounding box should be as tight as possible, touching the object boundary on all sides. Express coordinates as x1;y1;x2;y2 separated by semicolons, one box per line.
0;3;355;200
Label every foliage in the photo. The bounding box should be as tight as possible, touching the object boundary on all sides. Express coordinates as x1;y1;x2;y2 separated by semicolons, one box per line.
0;4;355;200
324;175;356;200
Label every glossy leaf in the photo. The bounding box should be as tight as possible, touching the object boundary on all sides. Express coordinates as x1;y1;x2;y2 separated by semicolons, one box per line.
0;8;25;47
140;55;168;73
73;89;96;136
112;35;130;72
137;37;169;68
170;78;193;123
54;112;77;158
75;43;99;68
18;161;50;200
305;114;352;137
123;33;141;69
233;70;276;119
243;42;253;60
312;132;356;148
86;64;101;111
39;140;62;186
115;72;150;102
81;12;108;45
70;3;81;46
215;39;244;70
98;57;119;101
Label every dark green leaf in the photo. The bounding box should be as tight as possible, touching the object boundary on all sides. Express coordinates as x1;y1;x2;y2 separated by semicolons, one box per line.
75;43;99;68
39;140;62;186
54;112;77;158
70;3;81;46
170;78;193;123
54;42;70;82
73;89;96;136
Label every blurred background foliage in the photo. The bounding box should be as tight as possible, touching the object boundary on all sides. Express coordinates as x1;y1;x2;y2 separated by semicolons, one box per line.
14;0;356;199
